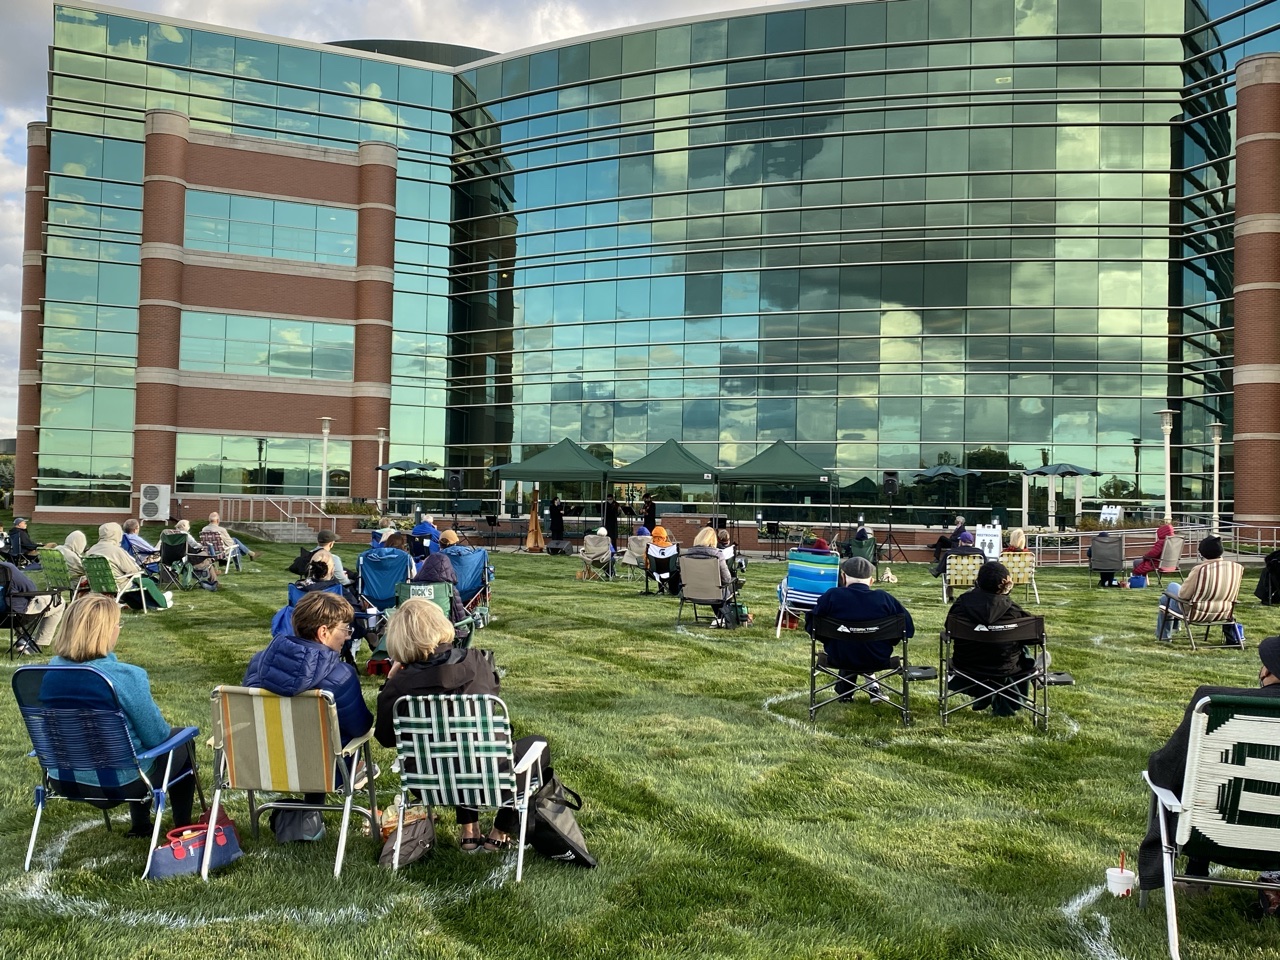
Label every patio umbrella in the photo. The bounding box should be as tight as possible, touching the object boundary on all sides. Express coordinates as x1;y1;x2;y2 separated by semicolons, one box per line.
912;465;979;511
1022;464;1101;529
378;461;440;507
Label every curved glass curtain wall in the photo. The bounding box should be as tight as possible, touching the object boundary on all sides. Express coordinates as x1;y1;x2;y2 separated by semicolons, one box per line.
40;5;455;505
453;0;1278;520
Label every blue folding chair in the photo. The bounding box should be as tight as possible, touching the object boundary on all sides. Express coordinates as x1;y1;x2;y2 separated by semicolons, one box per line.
442;545;493;626
356;547;415;617
271;581;347;639
12;665;202;878
775;549;840;637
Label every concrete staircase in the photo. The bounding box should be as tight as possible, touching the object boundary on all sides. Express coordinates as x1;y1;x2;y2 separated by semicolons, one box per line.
233;520;315;543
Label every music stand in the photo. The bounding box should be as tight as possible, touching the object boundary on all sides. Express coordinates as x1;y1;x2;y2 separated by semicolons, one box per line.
566;503;585;536
484;514;499;549
882;493;909;563
765;521;785;561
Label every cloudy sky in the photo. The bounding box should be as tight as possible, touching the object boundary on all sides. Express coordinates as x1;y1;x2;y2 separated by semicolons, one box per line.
0;0;799;438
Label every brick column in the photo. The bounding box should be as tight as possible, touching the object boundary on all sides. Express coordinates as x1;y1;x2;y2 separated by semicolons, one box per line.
1233;54;1280;524
15;123;48;517
352;141;396;500
135;110;190;493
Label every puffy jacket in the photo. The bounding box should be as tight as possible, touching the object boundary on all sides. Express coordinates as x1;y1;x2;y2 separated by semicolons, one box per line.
243;634;373;745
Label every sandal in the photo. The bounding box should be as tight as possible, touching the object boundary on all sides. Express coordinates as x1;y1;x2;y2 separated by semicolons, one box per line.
460;835;485;854
481;835;511;853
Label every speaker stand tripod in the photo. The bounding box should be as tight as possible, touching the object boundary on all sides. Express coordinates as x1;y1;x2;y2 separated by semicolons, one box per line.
882;493;909;563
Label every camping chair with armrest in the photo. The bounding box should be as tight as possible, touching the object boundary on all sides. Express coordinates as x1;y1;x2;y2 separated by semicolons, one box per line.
775;549;840;638
82;555;154;613
270;581;347;642
0;564;61;659
579;534;615;581
203;686;379;879
942;553;984;604
12;664;203;877
445;546;493;626
356;549;415;633
643;543;680;596
389;694;544;882
158;533;198;591
677;556;736;627
1000;551;1040;604
810;614;925;726
1154;536;1185;587
846;537;878;567
125;535;159;575
1141;694;1280;960
939;616;1053;730
200;530;239;574
395;581;475;647
37;548;82;603
619;535;651;581
1089;536;1125;588
1161;560;1245;651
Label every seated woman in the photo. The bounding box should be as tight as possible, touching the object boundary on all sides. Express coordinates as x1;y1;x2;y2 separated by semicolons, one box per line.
1005;528;1030;552
945;560;1037;717
42;594;195;836
799;537;834;555
375;598;551;853
55;529;87;580
1133;521;1175;577
854;525;873;542
683;527;737;627
84;522;172;610
931;515;967;563
650;526;673;549
411;544;468;626
295;550;366;650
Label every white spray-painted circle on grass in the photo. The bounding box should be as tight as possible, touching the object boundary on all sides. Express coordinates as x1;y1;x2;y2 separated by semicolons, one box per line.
1061;883;1132;960
1;816;515;928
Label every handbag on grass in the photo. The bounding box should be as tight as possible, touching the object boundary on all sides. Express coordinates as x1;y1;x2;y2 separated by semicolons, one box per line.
378;807;435;868
269;800;326;843
528;770;596;868
148;824;242;879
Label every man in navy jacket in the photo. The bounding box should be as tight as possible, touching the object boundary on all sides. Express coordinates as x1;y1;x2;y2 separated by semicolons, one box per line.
806;556;914;700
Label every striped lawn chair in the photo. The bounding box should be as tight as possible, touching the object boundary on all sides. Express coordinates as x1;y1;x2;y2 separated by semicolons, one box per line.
1143;694;1280;960
943;553;984;603
1000;551;1039;604
775;549;840;637
200;530;239;574
389;694;545;881
203;686;378;879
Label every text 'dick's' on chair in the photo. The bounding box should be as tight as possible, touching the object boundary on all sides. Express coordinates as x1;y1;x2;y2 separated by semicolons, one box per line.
82;555;152;613
678;556;734;626
390;694;545;881
942;553;983;604
579;533;614;581
1142;694;1280;960
204;686;379;879
939;616;1050;730
1162;560;1245;651
396;581;475;646
810;614;919;725
775;549;840;637
12;665;203;878
1155;536;1186;587
1000;551;1040;604
619;535;651;581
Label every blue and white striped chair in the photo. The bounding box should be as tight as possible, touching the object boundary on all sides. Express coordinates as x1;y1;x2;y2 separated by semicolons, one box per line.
775;548;840;637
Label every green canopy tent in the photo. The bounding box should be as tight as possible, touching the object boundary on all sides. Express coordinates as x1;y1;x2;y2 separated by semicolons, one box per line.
720;440;839;538
489;438;613;529
610;439;719;527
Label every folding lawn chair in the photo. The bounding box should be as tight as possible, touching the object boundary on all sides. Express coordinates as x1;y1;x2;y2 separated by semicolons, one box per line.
677;555;735;626
809;614;926;725
157;533;198;591
445;545;493;626
0;564;60;659
82;555;155;613
356;548;415;632
1160;560;1245;651
1001;551;1040;604
395;581;475;646
1142;694;1280;960
200;530;239;574
939;616;1054;730
579;534;614;581
1089;535;1125;588
619;535;651;581
388;694;544;881
943;553;983;603
37;547;82;603
643;543;680;595
846;538;878;566
775;549;839;638
204;686;379;879
1154;536;1185;587
13;664;203;877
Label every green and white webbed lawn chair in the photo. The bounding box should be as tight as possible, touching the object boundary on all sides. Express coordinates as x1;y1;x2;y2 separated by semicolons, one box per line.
1142;694;1280;960
389;694;545;881
36;548;83;603
82;555;155;612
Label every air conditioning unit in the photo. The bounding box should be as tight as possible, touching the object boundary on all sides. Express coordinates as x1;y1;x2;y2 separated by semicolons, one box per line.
138;483;172;522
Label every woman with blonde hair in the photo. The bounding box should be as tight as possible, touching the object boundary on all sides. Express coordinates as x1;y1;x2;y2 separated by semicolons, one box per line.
1006;528;1029;552
374;598;549;854
684;526;736;626
41;594;195;835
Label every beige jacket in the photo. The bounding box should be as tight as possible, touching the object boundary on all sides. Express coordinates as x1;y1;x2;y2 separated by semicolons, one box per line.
85;522;143;590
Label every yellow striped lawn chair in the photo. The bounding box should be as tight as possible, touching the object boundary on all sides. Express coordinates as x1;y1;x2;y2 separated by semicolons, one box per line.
943;553;983;603
203;686;378;879
1000;551;1039;604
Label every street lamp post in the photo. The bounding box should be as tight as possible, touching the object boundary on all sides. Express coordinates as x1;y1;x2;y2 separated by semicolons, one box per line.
1157;409;1177;521
318;417;333;505
1210;422;1223;536
1131;438;1141;496
376;426;387;506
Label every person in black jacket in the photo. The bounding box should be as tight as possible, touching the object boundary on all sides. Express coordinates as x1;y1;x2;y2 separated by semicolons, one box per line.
642;493;657;532
1138;636;1280;890
603;495;620;547
549;497;565;541
9;517;41;566
945;560;1036;717
376;598;550;854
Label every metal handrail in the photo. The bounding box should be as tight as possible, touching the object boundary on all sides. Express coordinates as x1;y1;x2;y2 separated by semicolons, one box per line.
1030;520;1277;566
217;495;334;525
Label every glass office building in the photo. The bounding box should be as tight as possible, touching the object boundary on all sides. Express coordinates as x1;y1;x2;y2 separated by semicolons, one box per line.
19;0;1280;519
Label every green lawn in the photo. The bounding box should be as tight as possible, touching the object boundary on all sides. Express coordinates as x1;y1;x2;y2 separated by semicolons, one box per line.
1;528;1278;960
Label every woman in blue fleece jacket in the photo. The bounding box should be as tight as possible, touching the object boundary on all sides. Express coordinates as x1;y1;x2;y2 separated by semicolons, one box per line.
243;590;373;746
43;594;195;836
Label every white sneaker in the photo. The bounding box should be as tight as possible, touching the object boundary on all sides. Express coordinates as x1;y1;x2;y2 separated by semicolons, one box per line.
868;681;888;704
162;591;174;607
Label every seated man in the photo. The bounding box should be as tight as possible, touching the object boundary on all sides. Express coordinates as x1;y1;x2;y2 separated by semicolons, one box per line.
8;517;42;567
162;518;218;588
315;529;350;585
945;560;1037;717
204;512;257;564
371;517;397;543
932;530;985;579
244;591;373;804
1156;535;1242;642
931;515;967;563
409;513;440;558
1138;636;1280;892
122;519;160;571
0;556;65;654
807;556;914;700
581;527;616;577
84;522;172;610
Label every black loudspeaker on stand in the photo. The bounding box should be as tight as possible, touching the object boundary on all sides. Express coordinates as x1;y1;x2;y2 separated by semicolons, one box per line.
881;470;908;563
546;540;573;556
